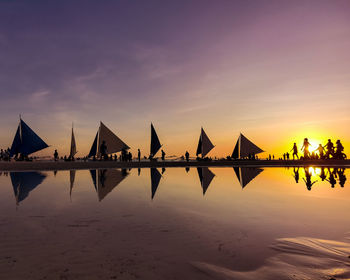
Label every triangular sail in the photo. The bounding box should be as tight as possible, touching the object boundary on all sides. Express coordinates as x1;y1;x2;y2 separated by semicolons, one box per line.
90;169;97;190
10;172;46;204
197;167;215;195
98;122;130;156
150;168;162;199
234;167;263;188
10;119;48;156
231;139;239;159
201;128;215;157
150;123;161;157
95;169;129;201
70;127;77;158
196;135;202;156
239;133;263;158
88;132;98;157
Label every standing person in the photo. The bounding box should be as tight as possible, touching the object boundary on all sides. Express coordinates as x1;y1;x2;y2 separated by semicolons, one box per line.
54;149;58;161
100;141;107;160
283;153;286;161
286;152;290;160
161;150;165;161
138;149;141;162
335;140;345;159
301;138;311;159
315;144;325;159
185;151;189;162
291;143;299;160
324;139;334;159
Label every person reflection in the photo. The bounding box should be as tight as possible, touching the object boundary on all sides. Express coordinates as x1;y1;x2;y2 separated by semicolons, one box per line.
336;168;346;188
303;168;317;191
319;167;327;182
326;168;337;188
292;167;299;183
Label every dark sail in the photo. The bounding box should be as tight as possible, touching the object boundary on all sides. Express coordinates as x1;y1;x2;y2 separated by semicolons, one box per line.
231;139;239;159
10;172;46;204
196;135;202;156
10;119;49;156
90;169;97;190
239;133;264;158
88;132;98;157
151;168;161;199
150;123;161;156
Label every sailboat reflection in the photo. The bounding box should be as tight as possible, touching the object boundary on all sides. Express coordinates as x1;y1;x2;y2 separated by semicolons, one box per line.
197;167;215;195
69;170;76;199
234;167;263;188
89;169;129;201
10;171;47;205
150;168;162;199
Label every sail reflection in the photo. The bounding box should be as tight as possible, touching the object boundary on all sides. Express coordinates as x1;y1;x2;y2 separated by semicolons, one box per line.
150;168;162;199
234;167;263;188
197;167;215;195
89;169;129;201
10;171;47;205
69;170;76;199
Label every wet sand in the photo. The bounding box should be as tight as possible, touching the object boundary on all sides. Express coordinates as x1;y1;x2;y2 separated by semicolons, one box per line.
0;159;349;171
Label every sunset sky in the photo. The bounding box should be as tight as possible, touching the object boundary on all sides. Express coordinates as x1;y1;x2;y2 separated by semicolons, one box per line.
0;0;349;158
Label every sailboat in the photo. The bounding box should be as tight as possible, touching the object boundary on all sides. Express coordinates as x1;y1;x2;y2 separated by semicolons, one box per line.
89;169;129;201
88;122;129;157
234;167;263;188
69;124;77;159
9;117;49;157
232;133;263;159
197;167;215;195
196;127;215;158
10;171;47;205
150;168;162;199
150;123;162;158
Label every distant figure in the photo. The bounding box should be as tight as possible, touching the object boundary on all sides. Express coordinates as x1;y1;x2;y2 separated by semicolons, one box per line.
303;168;317;191
324;139;334;159
54;149;58;161
185;151;189;162
286;152;290;160
138;149;141;162
100;141;107;159
269;154;271;160
283;153;286;161
334;140;345;159
128;152;132;161
114;154;117;161
293;167;299;183
161;150;165;161
291;143;299;160
273;155;275;160
301;138;311;159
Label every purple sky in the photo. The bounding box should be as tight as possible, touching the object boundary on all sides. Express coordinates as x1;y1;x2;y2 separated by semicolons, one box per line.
0;0;349;157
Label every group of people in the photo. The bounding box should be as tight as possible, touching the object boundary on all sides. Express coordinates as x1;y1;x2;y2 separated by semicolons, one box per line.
0;148;11;161
288;138;346;160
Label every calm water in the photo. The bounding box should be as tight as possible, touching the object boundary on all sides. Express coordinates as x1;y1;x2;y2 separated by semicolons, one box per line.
0;167;349;279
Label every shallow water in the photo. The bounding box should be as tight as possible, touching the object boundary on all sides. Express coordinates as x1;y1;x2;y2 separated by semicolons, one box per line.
0;167;349;279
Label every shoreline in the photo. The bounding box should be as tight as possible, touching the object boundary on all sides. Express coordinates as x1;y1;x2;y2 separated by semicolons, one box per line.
0;159;349;172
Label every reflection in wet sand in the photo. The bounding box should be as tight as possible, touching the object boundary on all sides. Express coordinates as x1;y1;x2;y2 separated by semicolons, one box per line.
150;168;162;199
197;167;215;195
234;167;264;188
10;171;46;205
193;236;350;279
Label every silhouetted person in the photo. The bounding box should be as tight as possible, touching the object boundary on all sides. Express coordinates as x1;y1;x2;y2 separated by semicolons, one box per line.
100;141;107;160
303;168;317;191
286;152;290;160
293;167;299;183
54;149;58;161
185;151;189;162
161;150;165;161
324;139;334;159
315;144;325;159
114;154;117;161
283;153;286;161
138;149;141;162
269;154;271;160
334;140;345;159
291;143;299;160
128;152;132;161
301;138;311;159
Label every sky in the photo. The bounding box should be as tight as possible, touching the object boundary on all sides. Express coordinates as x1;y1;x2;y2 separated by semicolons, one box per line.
0;0;349;158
